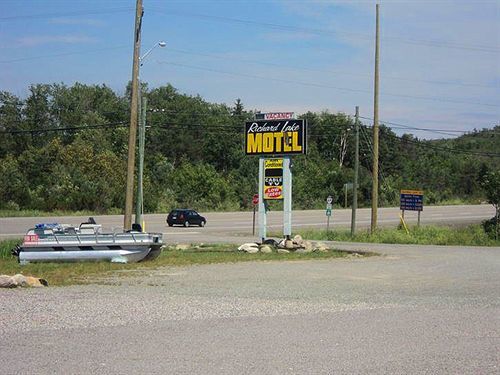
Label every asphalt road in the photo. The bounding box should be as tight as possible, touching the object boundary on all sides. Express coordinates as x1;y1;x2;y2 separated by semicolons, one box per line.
0;204;495;244
1;242;499;374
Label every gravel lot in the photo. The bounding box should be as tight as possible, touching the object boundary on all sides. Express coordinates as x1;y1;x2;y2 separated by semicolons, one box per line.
1;243;499;374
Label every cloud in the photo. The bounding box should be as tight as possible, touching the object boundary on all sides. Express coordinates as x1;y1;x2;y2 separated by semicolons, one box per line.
16;35;97;47
48;17;105;26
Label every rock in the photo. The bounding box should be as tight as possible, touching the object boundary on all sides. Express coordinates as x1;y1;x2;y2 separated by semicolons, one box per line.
314;242;329;252
259;245;273;253
293;234;304;246
303;241;314;252
277;239;287;249
175;244;191;251
285;240;294;249
0;274;48;288
277;248;290;254
295;248;308;254
238;243;259;253
262;239;279;247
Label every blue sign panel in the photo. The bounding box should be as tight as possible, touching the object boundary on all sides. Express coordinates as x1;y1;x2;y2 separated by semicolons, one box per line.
400;190;423;211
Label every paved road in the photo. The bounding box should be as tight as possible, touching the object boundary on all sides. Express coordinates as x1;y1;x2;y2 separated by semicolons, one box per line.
0;205;495;244
1;242;499;374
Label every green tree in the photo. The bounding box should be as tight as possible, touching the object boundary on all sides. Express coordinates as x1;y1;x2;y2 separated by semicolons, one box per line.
481;170;500;239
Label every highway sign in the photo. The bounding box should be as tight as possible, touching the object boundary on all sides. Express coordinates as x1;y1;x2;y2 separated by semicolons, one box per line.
326;195;333;205
326;208;332;217
400;190;424;211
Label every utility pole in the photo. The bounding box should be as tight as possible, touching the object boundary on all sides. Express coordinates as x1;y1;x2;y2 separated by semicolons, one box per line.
135;96;147;231
351;106;359;236
124;0;143;231
371;3;380;233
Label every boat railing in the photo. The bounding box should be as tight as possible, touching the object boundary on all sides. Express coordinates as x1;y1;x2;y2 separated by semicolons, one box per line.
29;229;159;245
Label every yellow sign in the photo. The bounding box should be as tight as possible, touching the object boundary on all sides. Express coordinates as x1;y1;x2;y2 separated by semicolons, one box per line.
400;189;423;195
245;120;306;155
264;158;283;200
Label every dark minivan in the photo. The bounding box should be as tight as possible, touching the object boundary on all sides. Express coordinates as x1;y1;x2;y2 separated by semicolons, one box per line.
167;209;206;227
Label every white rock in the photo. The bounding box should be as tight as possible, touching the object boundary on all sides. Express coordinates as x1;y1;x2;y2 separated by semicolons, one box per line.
238;243;259;253
293;234;304;246
303;241;314;252
277;248;290;254
285;240;294;249
314;242;329;252
259;245;273;253
175;244;191;250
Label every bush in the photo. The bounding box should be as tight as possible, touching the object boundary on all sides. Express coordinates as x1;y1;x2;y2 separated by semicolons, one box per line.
482;216;498;239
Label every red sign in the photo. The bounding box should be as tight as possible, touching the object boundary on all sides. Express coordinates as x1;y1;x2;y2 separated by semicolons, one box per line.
252;194;259;205
265;187;282;199
23;234;39;244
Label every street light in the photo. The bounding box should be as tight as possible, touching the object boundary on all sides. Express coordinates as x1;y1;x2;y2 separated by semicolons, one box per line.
135;41;166;231
140;41;166;66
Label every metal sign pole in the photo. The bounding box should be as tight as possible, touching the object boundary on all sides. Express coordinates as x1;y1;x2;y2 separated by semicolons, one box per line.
283;156;292;239
258;157;266;242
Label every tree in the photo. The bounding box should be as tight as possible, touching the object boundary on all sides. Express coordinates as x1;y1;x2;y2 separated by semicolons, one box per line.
481;170;500;239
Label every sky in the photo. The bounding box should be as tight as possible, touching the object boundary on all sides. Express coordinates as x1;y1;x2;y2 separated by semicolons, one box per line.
0;0;499;139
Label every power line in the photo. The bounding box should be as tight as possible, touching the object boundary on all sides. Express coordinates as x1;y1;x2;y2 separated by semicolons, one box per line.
0;7;134;21
149;7;500;54
156;59;499;108
0;45;128;64
167;48;497;90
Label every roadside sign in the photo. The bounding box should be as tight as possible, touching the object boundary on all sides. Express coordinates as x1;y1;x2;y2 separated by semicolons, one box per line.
326;208;332;217
326;203;332;210
252;194;259;205
255;112;295;120
326;195;333;205
245;119;307;156
264;159;283;200
400;190;424;211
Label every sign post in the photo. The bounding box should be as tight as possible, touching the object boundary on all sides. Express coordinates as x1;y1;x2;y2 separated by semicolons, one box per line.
400;190;424;227
252;194;259;236
326;195;333;232
283;157;292;239
258;158;266;241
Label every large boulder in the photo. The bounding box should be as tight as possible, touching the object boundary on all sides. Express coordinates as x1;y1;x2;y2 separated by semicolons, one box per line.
259;245;273;253
0;274;48;288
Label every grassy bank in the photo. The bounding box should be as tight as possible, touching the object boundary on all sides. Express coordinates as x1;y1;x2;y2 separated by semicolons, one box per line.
0;241;349;286
296;224;500;247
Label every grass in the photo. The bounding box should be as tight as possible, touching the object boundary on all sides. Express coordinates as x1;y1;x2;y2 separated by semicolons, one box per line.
0;240;350;286
295;224;500;247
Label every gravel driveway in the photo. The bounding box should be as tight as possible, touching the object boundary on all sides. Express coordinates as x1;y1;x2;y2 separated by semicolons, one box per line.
1;242;499;374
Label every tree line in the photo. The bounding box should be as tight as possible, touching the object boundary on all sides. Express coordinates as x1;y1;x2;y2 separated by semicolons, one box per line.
0;82;498;213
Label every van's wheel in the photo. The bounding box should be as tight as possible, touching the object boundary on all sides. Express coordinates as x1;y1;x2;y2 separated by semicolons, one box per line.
200;221;206;227
168;223;173;227
184;220;190;227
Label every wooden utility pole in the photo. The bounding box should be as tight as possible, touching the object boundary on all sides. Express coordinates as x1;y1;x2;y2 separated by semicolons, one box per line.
371;3;380;233
135;96;147;231
124;0;143;231
351;106;359;236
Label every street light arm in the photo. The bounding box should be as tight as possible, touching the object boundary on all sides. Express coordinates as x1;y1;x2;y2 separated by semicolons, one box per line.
140;41;166;66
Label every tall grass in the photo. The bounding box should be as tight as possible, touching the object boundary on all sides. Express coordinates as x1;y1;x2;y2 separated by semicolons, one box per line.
297;224;500;246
